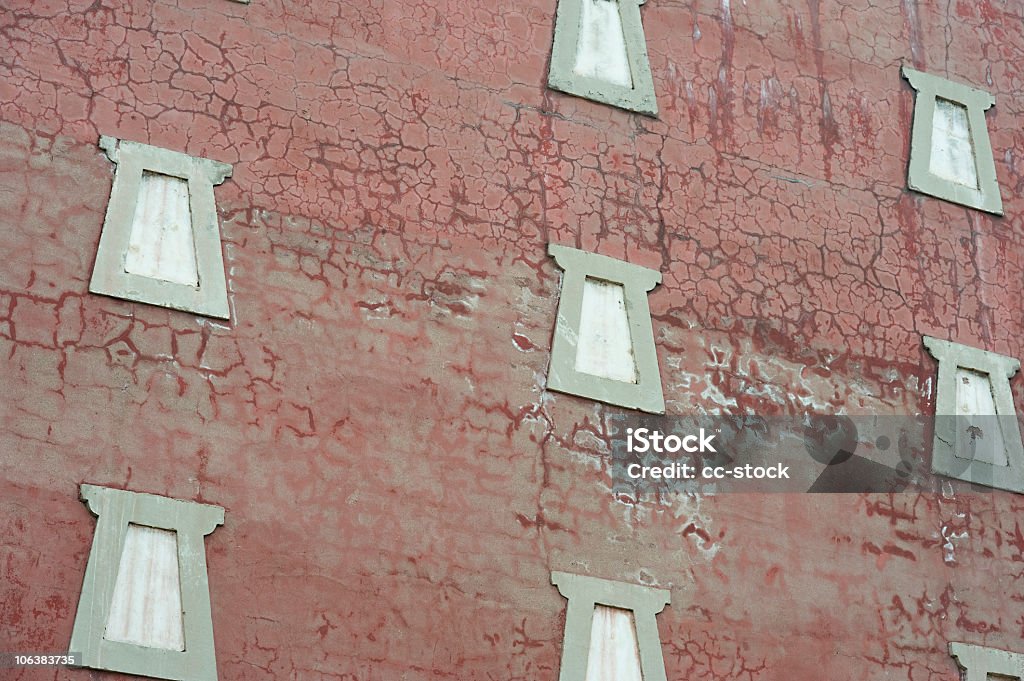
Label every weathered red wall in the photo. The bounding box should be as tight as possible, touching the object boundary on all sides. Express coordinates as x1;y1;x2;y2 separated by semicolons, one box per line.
3;0;1024;679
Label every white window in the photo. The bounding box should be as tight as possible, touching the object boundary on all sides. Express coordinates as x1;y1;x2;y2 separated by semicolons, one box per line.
575;278;638;384
548;0;658;115
90;136;233;319
902;67;1002;214
547;244;665;414
551;571;670;681
585;605;643;681
69;485;225;681
923;336;1024;493
949;642;1024;681
105;524;187;651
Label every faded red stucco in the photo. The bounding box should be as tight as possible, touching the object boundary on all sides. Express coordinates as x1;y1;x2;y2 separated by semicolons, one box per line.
2;0;1024;679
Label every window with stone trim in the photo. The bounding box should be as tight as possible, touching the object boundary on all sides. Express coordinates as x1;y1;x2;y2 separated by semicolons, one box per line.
547;244;665;414
90;136;233;319
551;571;670;681
949;642;1024;681
923;336;1024;493
902;67;1002;214
69;484;225;681
548;0;658;116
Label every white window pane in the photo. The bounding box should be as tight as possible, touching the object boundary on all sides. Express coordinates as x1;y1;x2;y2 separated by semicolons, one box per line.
574;0;633;89
585;605;643;681
124;172;200;286
105;524;186;651
930;98;978;188
575;277;638;383
955;367;1009;466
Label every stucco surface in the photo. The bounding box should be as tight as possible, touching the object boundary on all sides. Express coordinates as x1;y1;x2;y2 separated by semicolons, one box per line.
3;1;1024;679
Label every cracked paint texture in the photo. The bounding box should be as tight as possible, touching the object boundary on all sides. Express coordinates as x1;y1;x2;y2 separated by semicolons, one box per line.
3;0;1024;680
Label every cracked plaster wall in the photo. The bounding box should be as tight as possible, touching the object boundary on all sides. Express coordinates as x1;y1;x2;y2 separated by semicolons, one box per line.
3;0;1024;679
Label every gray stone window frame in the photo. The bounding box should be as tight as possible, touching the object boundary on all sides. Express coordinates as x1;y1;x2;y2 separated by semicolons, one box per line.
90;136;233;319
923;336;1024;493
69;484;225;681
547;0;658;116
949;642;1024;681
551;571;670;681
547;243;665;414
901;66;1003;214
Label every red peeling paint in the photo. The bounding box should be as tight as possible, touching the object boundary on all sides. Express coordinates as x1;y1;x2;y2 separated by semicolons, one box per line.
2;1;1024;680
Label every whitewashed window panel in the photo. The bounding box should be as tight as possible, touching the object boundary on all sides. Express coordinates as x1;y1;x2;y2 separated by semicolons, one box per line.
89;136;232;318
901;68;1002;213
575;277;638;384
124;172;199;287
585;605;643;681
574;0;633;88
955;368;1009;466
104;524;186;651
930;98;978;188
